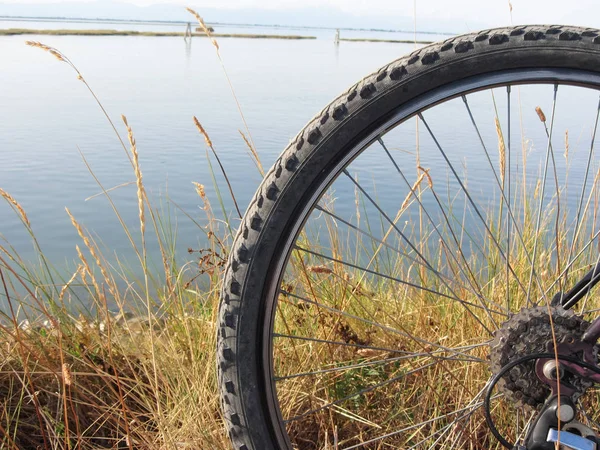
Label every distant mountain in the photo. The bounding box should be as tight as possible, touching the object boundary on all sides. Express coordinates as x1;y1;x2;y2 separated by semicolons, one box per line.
0;1;466;33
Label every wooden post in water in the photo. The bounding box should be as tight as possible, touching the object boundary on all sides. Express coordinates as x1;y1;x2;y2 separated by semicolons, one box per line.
334;29;340;44
184;22;192;41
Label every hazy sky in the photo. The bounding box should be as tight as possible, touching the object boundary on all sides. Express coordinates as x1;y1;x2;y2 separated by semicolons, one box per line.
2;0;599;29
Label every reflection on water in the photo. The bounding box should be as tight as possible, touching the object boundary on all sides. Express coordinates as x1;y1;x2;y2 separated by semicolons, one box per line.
185;38;192;64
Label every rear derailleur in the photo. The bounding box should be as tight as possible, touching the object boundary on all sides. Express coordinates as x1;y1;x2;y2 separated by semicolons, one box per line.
488;306;600;450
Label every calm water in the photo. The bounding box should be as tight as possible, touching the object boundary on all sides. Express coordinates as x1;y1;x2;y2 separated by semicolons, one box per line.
1;20;599;296
0;21;446;277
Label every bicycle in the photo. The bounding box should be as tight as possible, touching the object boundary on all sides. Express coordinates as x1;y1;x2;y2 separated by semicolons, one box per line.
217;25;600;449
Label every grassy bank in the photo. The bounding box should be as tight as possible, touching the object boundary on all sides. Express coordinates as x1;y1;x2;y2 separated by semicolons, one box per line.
0;28;317;39
339;37;433;44
0;145;229;447
0;28;239;448
4;8;600;450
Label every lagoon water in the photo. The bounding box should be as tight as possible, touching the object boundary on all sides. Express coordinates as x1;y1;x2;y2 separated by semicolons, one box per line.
0;21;446;271
1;19;599;295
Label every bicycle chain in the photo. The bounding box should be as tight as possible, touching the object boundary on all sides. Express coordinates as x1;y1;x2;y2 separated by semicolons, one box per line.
489;306;593;409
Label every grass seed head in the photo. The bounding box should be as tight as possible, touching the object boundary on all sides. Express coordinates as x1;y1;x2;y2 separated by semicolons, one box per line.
417;166;433;188
25;40;65;62
192;182;211;211
495;117;506;184
192;182;206;199
239;129;264;176
62;363;72;386
193;116;213;148
307;265;333;274
0;188;30;227
25;40;51;51
186;7;219;50
535;106;546;123
122;115;146;236
49;49;65;62
59;265;82;302
401;172;426;211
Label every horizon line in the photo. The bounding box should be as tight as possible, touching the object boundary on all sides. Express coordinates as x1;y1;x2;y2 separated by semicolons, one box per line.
0;14;456;35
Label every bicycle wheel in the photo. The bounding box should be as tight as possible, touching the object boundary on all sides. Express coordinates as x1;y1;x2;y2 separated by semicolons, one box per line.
218;25;600;449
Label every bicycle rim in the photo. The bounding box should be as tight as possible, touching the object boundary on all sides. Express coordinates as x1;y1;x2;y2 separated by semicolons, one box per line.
263;70;600;449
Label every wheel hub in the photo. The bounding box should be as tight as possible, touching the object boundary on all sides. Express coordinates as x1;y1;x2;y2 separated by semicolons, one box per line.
489;306;592;408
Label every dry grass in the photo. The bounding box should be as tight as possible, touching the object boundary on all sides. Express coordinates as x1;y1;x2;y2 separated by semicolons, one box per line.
0;125;229;449
270;169;600;448
0;306;227;449
6;18;600;450
0;38;234;450
187;7;260;179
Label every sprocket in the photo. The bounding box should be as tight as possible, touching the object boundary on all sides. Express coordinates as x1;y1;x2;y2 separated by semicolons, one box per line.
489;306;592;409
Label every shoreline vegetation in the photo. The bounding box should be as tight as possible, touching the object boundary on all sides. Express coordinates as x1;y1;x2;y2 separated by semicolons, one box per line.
0;15;456;36
2;28;235;446
0;8;454;449
0;28;318;39
340;37;433;44
0;28;435;43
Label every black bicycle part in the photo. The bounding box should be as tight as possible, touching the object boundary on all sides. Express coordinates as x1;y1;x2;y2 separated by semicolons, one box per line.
526;396;576;450
218;25;600;450
558;260;600;309
485;353;600;449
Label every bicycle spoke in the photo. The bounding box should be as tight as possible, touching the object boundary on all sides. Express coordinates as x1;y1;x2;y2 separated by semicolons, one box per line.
276;292;488;362
423;388;492;449
515;411;536;447
273;333;413;355
401;408;477;450
275;352;477;381
462;93;548;309
342;168;441;273
341;389;494;450
418;112;531;301
283;361;438;424
340;172;496;334
526;84;559;303
295;244;501;328
506;86;512;314
378;136;503;324
575;250;600;311
314;204;502;311
539;227;600;306
563;95;600;287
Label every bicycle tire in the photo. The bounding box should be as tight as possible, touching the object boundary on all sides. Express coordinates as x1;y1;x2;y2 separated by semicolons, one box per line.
218;25;600;450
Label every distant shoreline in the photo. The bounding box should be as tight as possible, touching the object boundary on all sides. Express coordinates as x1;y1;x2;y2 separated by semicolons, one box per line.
0;28;317;39
0;29;436;44
0;15;456;36
340;37;433;44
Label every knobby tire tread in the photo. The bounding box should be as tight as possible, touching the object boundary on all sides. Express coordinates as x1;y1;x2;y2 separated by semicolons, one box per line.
217;25;600;450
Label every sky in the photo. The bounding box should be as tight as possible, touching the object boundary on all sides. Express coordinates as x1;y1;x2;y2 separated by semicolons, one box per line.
1;0;599;30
